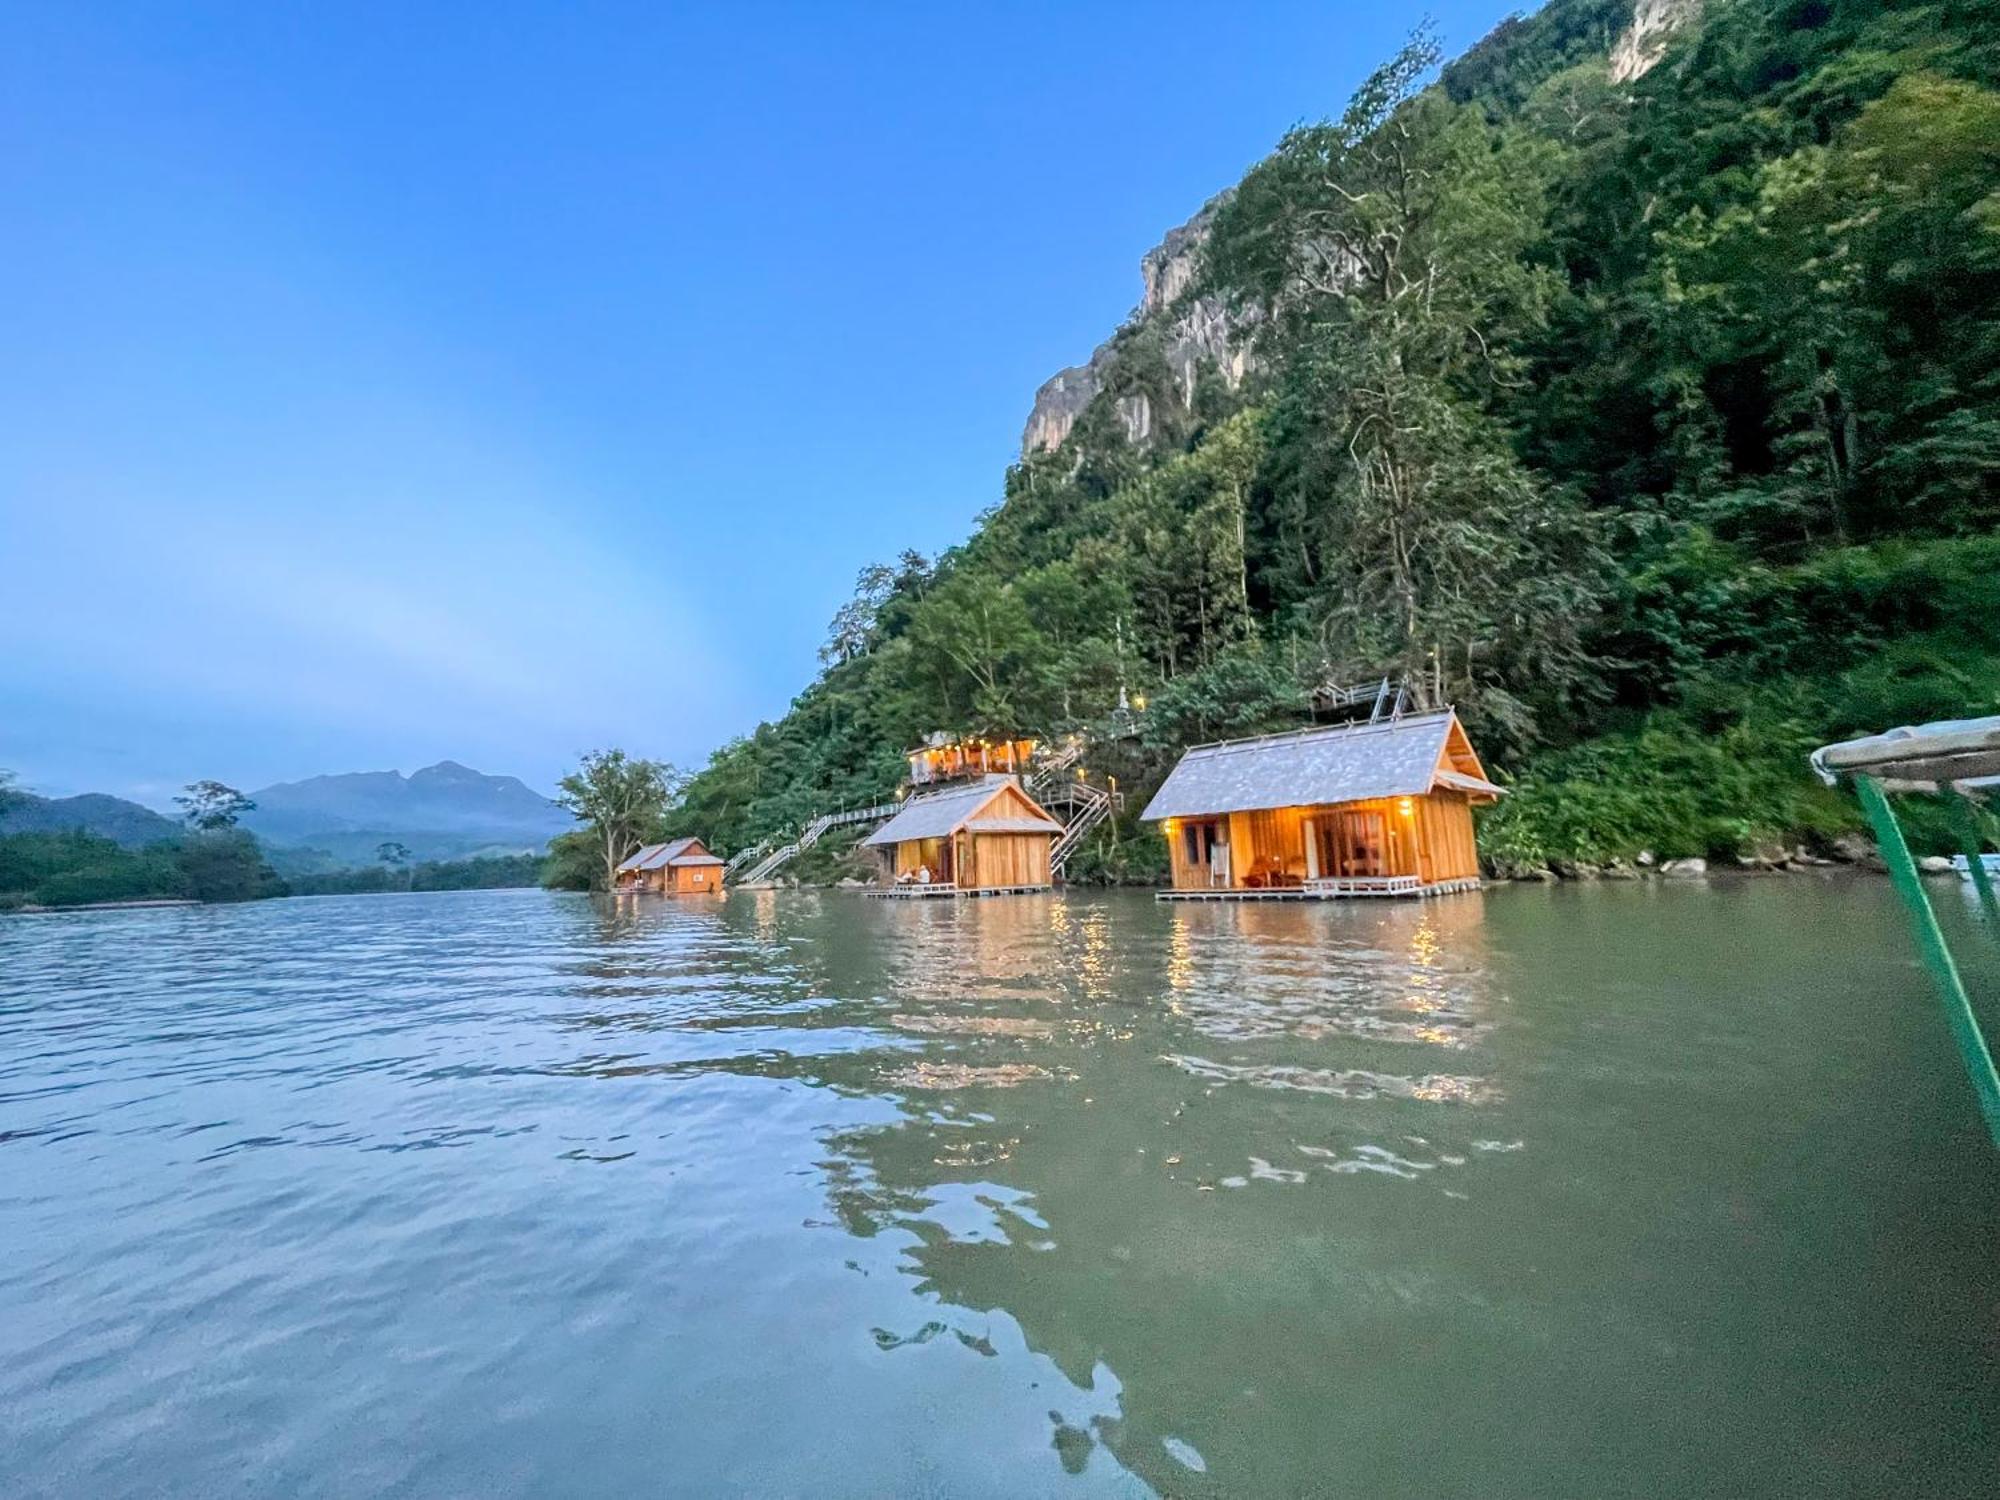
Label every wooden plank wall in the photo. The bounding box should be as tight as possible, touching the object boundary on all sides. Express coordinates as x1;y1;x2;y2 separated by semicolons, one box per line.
1414;791;1479;881
967;832;1051;889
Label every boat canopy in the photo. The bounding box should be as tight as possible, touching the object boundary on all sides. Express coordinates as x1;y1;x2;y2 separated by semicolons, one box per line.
1811;716;2000;794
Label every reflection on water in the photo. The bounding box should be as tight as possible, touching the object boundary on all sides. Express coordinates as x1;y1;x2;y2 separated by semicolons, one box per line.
2;884;1997;1496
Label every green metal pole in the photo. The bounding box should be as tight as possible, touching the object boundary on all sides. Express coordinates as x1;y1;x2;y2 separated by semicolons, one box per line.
1855;775;2000;1148
1950;792;2000;928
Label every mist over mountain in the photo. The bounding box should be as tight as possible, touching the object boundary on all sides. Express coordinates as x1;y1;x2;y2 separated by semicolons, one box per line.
242;761;570;864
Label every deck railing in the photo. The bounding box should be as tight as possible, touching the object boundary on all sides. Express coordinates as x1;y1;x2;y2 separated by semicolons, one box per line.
733;801;899;887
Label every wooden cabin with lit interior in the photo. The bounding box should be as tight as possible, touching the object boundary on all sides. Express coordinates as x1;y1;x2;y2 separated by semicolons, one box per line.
1142;710;1502;899
614;836;727;896
863;777;1063;897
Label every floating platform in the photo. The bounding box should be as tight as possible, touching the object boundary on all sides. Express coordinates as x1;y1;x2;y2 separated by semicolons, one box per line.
1157;876;1482;902
866;883;1053;900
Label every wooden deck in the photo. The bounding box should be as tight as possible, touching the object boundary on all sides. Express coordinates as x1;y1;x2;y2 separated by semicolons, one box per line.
866;882;1053;900
1157;876;1482;902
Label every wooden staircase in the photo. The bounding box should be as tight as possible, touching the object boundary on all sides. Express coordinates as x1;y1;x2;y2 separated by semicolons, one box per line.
733;802;899;887
1041;779;1113;877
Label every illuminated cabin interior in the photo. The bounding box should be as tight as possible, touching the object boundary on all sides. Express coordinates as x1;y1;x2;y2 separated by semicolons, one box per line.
906;735;1039;787
1142;711;1502;899
862;777;1062;896
614;837;727;896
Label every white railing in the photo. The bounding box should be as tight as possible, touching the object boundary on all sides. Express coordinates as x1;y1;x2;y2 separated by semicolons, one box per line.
1047;781;1112;876
1026;737;1085;800
733;801;899;886
1302;874;1422;896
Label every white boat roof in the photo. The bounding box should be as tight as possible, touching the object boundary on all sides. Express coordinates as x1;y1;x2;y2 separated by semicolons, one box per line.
1811;716;2000;792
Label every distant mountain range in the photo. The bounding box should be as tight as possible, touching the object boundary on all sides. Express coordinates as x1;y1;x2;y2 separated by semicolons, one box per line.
1;761;572;868
242;761;570;864
0;792;181;847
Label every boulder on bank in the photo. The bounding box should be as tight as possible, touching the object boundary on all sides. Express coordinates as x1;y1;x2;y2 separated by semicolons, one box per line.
1661;857;1708;878
1733;837;1790;870
1600;861;1641;880
1484;856;1556;883
1918;855;1955;876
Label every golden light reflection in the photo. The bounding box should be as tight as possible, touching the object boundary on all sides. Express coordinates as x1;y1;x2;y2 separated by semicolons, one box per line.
1166;911;1194;992
1401;914;1444;1016
1077;906;1113;1001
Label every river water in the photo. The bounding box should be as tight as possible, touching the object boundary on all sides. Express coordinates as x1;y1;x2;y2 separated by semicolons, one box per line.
2;882;1996;1497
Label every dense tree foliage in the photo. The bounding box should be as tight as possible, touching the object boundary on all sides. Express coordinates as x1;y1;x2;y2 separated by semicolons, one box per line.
174;780;256;831
552;749;687;889
672;0;2000;869
0;827;286;908
289;852;546;896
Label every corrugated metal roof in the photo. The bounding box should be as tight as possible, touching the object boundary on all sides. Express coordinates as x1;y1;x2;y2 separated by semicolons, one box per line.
1141;713;1461;820
1433;768;1506;799
616;842;668;873
863;780;1058;846
617;837;705;872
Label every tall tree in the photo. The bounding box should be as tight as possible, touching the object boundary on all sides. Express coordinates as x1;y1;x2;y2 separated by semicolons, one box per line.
556;750;683;890
1209;28;1609;741
176;780;255;831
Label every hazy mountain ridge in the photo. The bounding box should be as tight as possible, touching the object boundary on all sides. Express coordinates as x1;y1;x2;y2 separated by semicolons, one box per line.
0;792;183;848
243;761;569;857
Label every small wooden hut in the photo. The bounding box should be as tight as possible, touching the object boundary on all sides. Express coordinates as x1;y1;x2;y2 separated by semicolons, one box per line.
1142;710;1502;899
863;777;1062;897
614;836;727;896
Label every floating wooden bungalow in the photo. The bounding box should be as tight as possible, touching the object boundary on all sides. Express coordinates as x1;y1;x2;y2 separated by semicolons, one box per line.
862;777;1063;897
906;734;1040;787
614;836;727;896
1142;710;1503;900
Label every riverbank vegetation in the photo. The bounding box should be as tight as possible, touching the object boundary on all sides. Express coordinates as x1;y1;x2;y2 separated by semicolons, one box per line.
665;0;2000;877
0;828;286;910
0;773;554;909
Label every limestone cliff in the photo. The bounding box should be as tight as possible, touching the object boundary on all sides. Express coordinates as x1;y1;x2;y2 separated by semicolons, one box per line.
1609;0;1699;82
1021;197;1258;457
1022;1;1699;459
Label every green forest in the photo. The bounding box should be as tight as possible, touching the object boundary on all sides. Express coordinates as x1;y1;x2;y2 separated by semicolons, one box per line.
0;774;549;909
665;0;2000;878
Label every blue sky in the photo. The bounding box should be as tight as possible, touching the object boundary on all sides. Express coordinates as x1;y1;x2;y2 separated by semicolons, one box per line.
1;1;1519;805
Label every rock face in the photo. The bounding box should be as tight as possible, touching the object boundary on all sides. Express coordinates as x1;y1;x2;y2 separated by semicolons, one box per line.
1021;197;1259;457
1025;1;1699;458
1021;366;1101;456
1609;0;1701;83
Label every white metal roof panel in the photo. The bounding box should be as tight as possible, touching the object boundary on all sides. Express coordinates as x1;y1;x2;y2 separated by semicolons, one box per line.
1141;713;1457;820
